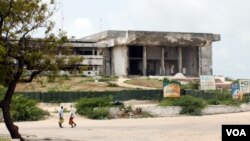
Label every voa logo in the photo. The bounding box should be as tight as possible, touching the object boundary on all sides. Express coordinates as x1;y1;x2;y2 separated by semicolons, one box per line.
226;129;246;136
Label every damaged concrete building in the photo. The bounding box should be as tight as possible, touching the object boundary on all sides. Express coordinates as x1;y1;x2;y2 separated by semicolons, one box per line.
70;30;220;76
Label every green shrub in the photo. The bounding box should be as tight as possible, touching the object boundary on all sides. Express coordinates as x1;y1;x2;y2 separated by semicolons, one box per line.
175;96;206;115
0;86;6;99
140;111;154;118
242;95;250;103
207;99;220;105
76;96;112;119
76;96;112;109
11;95;49;121
88;107;111;119
220;99;242;106
184;89;232;100
160;96;206;116
207;98;243;106
159;97;179;106
163;78;179;83
204;90;249;106
181;82;199;90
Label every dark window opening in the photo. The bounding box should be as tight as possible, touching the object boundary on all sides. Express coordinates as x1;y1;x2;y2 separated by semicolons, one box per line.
72;48;94;55
129;60;142;75
129;46;143;58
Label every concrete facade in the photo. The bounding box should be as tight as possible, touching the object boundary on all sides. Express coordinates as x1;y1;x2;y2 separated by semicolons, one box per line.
112;45;128;76
69;30;220;76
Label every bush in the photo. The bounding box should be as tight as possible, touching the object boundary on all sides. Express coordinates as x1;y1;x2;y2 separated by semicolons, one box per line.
76;96;112;119
0;86;6;99
207;99;220;105
88;107;111;119
160;96;206;116
11;95;49;121
76;96;112;109
159;97;179;106
163;78;179;83
219;99;242;106
177;97;206;116
207;98;243;106
181;82;199;90
204;90;249;106
184;89;232;100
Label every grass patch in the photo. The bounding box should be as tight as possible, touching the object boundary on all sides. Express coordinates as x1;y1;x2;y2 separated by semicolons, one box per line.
107;82;119;87
181;82;199;90
98;76;118;82
48;86;60;92
75;96;113;119
160;96;207;116
125;78;162;88
0;136;11;141
78;77;95;83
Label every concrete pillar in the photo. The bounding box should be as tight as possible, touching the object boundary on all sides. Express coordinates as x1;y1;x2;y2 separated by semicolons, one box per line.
198;47;202;76
161;47;165;75
143;46;147;76
178;47;182;73
112;46;128;76
199;42;212;75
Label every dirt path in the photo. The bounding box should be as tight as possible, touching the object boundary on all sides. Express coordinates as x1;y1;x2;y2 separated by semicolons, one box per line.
116;77;158;90
1;111;250;141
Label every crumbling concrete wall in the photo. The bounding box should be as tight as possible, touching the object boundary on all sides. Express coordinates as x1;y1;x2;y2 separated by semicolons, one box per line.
182;47;199;76
199;42;213;75
80;30;220;76
112;46;128;76
102;48;112;75
147;46;161;60
81;30;220;48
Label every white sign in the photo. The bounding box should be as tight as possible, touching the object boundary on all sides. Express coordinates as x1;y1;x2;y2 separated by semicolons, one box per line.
200;75;216;90
239;79;250;93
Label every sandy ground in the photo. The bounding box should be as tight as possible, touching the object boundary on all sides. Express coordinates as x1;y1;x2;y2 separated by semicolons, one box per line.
116;77;158;90
1;110;250;141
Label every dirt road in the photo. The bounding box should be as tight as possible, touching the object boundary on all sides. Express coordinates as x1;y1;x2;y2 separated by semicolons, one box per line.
1;112;250;141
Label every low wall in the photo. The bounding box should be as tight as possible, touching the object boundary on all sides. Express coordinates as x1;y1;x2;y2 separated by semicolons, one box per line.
140;103;250;117
202;103;250;115
142;106;182;117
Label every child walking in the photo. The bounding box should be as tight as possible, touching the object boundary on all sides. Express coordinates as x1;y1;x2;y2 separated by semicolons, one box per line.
69;105;77;128
58;106;64;128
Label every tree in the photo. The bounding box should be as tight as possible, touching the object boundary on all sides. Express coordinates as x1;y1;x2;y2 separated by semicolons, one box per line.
0;0;82;140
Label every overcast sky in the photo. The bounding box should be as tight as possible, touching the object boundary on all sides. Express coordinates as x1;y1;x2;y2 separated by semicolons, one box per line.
47;0;250;79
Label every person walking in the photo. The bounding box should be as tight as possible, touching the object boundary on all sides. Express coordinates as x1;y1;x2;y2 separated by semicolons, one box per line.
58;106;64;128
69;105;77;128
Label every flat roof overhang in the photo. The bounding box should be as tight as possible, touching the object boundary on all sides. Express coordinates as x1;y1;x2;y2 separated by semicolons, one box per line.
78;30;220;48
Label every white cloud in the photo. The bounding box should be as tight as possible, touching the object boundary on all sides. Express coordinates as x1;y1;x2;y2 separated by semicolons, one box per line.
73;18;92;30
66;18;96;38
